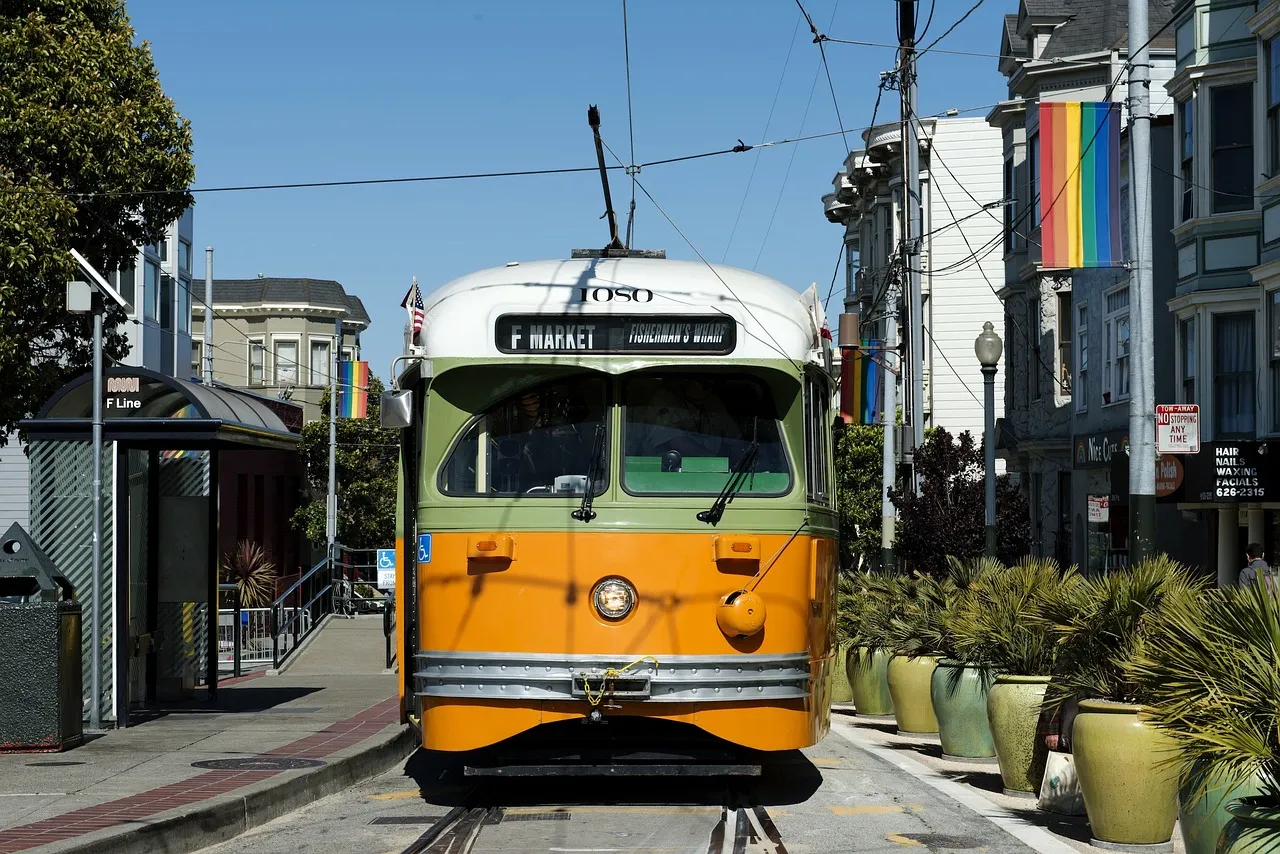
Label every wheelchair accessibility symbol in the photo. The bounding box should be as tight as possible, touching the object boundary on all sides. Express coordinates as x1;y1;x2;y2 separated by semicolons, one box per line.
416;533;432;564
376;549;395;570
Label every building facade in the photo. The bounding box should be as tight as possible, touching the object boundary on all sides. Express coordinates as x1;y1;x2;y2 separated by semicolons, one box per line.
823;116;1008;448
190;278;369;424
985;0;1176;565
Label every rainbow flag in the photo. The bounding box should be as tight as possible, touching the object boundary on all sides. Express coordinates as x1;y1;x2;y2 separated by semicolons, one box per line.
1037;101;1122;269
337;361;369;419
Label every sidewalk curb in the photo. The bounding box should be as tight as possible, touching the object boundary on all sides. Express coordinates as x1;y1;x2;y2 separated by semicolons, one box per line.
45;724;417;854
831;720;1080;854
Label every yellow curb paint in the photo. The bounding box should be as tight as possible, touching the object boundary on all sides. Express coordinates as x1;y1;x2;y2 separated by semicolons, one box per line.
908;803;925;812
827;804;904;815
367;790;423;800
887;832;925;846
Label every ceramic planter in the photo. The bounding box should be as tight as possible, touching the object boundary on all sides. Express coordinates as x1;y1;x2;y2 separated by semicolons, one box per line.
1178;762;1262;854
1219;797;1280;853
886;655;939;735
830;641;854;704
847;646;894;717
986;674;1051;797
1072;699;1179;847
930;660;996;760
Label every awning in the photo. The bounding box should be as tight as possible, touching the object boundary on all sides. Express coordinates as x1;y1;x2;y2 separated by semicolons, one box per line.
20;367;301;451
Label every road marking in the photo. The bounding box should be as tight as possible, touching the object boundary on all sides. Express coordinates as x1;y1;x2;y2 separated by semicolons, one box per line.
831;720;1080;854
886;832;925;846
367;790;422;800
827;804;903;815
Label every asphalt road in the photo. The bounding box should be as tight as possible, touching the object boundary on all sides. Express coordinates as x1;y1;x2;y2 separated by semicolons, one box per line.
196;720;1042;854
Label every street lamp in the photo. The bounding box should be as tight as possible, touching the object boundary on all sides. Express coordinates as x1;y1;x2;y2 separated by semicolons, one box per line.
975;321;1003;558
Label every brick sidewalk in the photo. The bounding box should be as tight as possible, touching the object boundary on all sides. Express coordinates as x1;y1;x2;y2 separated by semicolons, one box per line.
0;696;400;853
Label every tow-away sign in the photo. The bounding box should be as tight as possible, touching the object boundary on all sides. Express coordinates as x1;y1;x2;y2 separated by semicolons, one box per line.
1156;404;1199;454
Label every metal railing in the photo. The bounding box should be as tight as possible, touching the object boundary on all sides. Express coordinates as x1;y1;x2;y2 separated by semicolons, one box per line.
217;607;312;673
270;553;335;670
383;595;397;670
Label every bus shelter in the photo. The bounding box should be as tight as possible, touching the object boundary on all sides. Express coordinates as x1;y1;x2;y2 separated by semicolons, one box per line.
20;366;301;727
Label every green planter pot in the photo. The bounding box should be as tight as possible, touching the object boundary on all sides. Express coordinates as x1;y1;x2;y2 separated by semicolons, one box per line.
887;655;939;735
830;642;854;704
1219;797;1280;853
986;674;1051;797
1178;761;1263;854
1072;699;1180;848
930;660;996;760
847;647;894;717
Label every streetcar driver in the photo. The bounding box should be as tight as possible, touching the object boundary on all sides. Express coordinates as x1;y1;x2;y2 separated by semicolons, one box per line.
630;376;739;462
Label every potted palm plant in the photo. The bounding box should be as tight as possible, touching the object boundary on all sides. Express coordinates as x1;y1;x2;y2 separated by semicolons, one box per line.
841;571;896;718
1045;555;1205;849
830;573;857;704
949;557;1083;797
883;573;941;736
922;556;1001;762
1128;579;1279;854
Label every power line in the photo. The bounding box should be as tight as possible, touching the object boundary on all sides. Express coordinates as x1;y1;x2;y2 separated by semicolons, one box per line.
796;0;851;155
622;0;638;248
917;0;985;60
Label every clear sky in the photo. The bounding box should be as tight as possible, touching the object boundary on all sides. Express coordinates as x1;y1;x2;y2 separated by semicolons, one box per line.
126;0;1015;383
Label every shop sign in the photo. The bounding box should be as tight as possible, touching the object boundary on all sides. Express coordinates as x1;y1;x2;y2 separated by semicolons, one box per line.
1074;430;1129;469
1172;441;1280;503
1155;455;1184;498
1156;404;1199;454
105;375;142;411
1088;495;1110;523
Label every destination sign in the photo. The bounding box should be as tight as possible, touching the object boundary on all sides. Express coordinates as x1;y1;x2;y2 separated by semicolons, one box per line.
495;314;737;355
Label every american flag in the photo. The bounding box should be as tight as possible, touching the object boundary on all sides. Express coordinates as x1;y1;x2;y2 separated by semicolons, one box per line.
401;277;425;341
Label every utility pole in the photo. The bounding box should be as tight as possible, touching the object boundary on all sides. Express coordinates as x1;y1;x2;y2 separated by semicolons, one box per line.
1128;0;1155;563
899;0;925;495
203;247;214;385
326;316;343;559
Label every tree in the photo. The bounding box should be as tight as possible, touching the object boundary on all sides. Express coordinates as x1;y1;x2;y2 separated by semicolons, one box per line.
292;376;400;551
834;423;883;571
0;1;194;441
890;427;1031;576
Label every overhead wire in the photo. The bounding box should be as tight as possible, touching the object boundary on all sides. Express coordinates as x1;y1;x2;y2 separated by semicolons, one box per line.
916;0;985;60
622;0;638;247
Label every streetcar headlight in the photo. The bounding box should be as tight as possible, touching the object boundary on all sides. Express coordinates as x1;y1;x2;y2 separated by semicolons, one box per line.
592;577;636;621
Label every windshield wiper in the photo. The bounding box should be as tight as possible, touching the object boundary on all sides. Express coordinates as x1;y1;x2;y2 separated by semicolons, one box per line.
572;423;605;522
697;441;759;526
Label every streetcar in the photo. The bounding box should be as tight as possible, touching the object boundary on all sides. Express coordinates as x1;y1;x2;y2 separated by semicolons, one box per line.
383;255;838;756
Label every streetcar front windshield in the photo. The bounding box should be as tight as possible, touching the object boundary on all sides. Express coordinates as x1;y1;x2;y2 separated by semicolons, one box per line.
622;374;790;496
440;376;608;497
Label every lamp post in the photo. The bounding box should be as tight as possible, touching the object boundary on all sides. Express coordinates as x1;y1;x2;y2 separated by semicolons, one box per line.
975;321;1003;558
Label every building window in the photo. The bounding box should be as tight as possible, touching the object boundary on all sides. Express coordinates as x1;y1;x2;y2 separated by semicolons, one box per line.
1182;317;1196;404
1270;38;1280;175
1076;303;1088;412
143;261;159;321
1271;295;1280;431
159;274;172;330
1057;293;1072;396
1212;84;1253;214
846;244;857;298
158;239;168;262
1180;100;1194;221
1003;157;1014;252
274;340;298;386
1215;312;1256;438
178;239;192;275
310;339;330;387
1104;287;1130;404
1029;134;1040;228
191;341;202;378
248;339;265;386
177;281;190;334
341;346;355;362
1030;297;1042;402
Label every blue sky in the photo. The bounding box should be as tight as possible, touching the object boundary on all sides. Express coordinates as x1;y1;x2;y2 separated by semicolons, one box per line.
127;0;1014;383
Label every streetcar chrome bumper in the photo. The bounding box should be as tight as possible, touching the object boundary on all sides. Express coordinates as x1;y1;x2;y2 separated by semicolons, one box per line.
413;651;812;702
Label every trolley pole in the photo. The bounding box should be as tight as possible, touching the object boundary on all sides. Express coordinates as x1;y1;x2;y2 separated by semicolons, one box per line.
326;316;343;559
900;0;925;495
1127;0;1156;563
203;247;214;385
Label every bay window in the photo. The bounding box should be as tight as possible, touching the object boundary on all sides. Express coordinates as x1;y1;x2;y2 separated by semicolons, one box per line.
1271;295;1280;431
274;340;298;386
1269;38;1280;174
1029;134;1040;228
1181;317;1196;404
1212;84;1253;214
1215;312;1256;438
1104;287;1130;404
1076;303;1088;412
1180;100;1194;221
248;340;265;386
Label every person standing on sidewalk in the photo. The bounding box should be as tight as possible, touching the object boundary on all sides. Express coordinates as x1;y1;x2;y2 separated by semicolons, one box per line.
1239;543;1276;592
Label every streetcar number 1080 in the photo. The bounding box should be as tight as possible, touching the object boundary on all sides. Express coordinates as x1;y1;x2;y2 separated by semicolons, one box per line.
577;286;654;303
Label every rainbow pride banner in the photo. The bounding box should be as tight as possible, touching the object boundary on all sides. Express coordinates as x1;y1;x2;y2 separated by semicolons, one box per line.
337;360;369;419
1036;101;1122;269
838;340;883;426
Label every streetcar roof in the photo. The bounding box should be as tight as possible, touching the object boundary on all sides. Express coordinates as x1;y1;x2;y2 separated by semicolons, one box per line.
417;258;828;364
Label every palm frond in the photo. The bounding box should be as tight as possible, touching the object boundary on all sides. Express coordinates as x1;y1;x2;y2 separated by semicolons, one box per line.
219;540;278;609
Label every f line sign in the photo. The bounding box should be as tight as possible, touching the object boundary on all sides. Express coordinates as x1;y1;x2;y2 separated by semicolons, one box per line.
1156;404;1199;454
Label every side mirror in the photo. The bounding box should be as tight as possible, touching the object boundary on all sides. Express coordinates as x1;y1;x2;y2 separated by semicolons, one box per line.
380;389;413;429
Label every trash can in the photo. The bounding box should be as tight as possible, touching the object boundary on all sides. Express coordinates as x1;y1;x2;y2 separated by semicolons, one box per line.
0;522;83;751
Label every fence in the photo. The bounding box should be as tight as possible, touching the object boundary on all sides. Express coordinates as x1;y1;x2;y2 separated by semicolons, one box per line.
217;607;312;670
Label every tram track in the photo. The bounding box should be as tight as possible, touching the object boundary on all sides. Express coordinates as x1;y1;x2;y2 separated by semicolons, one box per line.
399;789;789;854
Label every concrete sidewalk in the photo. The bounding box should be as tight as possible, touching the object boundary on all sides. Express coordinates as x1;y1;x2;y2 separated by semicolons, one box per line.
0;615;411;854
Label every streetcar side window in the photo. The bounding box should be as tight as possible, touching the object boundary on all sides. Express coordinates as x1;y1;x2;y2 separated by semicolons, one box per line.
439;376;609;497
620;373;791;496
804;374;831;505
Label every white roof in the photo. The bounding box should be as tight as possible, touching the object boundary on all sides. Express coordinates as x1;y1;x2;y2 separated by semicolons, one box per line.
419;258;827;364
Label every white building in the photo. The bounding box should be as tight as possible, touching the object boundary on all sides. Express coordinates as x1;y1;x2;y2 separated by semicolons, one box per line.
823;117;1007;446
